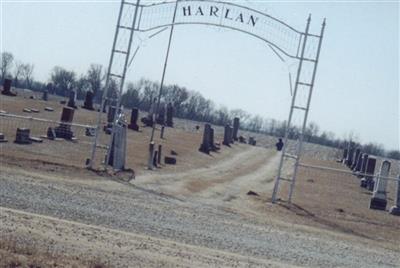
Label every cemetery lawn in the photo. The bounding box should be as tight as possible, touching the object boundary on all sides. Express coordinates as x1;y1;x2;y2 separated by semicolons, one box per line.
0;92;399;267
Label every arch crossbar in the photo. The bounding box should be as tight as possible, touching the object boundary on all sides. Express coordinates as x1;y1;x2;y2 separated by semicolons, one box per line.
89;0;326;205
124;0;316;60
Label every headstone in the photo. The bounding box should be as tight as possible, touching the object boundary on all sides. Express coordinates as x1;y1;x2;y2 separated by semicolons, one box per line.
0;133;8;143
157;145;162;164
1;79;16;96
210;127;219;151
239;136;246;143
389;175;400;216
107;106;116;124
14;128;31;144
166;103;174;127
351;148;361;170
54;107;75;139
160;125;165;139
369;160;391;210
342;148;348;163
47;127;56;140
232;117;240;141
229;126;234;144
67;90;77;109
107;123;127;170
249;137;256;146
358;153;369;178
147;141;155;170
165;156;176;165
223;124;232;146
361;157;376;188
44;107;54;112
156;104;166;125
128;108;139;131
85;128;96;137
354;152;363;172
83;91;95;110
199;124;211;154
23;108;32;113
153;151;158;168
42;90;48;101
345;142;355;167
30;109;39;113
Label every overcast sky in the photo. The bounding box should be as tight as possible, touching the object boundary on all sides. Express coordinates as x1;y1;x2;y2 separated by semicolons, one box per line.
1;0;399;150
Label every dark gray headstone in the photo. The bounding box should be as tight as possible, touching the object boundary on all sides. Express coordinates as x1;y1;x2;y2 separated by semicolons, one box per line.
223;124;232;146
128;108;139;131
83;91;95;110
14;128;31;144
370;160;391;210
199;124;211;154
1;79;16;96
233;117;240;141
67;90;77;109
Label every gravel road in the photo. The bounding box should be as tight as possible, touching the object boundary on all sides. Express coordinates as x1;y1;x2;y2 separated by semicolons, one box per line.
0;164;398;268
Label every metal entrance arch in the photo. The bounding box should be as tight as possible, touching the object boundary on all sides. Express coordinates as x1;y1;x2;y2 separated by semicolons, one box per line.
89;0;326;204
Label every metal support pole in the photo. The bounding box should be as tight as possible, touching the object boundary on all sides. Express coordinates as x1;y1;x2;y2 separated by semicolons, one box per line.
271;15;312;203
106;0;141;168
89;0;125;169
287;18;326;203
148;0;179;166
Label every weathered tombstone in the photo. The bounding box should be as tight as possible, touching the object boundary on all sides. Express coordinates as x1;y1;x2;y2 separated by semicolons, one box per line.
389;175;400;216
166;103;174;127
369;160;391;210
232;117;240;141
354;152;363;172
358;153;369;178
42;90;48;101
83;91;95;110
1;79;16;96
128;108;139;131
223;124;232;146
44;107;54;112
147;141;155;170
346;147;355;167
156;104;166;125
107;123;127;170
107;106;116;124
249;137;256;146
67;90;77;109
342;148;348;164
0;133;8;143
160;125;165;139
14;128;31;144
351;148;361;170
199;124;211;154
54;107;75;139
165;156;176;165
361;157;376;188
157;145;162;164
153;151;158;168
239;136;246;143
47;127;56;140
229;126;234;144
210;127;218;151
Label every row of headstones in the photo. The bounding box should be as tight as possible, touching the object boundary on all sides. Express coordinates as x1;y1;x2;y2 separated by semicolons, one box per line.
198;117;256;154
341;147;400;216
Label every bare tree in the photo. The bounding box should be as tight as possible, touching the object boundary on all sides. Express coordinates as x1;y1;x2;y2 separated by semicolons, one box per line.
50;66;76;96
86;64;104;101
13;60;24;87
1;52;14;81
21;63;34;89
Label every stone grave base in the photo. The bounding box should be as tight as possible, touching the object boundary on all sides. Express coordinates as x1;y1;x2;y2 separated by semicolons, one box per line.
389;206;400;216
369;197;387;210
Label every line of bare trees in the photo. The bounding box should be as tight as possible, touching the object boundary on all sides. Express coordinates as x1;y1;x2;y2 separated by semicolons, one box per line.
1;51;398;159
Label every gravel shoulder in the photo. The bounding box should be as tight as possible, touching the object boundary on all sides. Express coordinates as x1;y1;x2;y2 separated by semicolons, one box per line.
1;146;399;267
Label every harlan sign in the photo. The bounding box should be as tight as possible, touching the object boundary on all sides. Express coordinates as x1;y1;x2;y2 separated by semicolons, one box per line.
136;0;303;58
